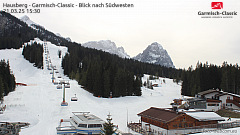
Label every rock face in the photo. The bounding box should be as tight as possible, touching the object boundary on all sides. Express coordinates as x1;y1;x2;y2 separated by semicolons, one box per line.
133;42;175;68
20;15;71;42
82;40;130;58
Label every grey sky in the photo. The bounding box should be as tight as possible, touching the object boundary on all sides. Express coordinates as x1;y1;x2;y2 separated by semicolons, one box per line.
2;0;240;68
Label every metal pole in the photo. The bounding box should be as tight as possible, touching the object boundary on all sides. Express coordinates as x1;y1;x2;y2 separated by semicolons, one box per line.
63;83;65;102
52;68;54;83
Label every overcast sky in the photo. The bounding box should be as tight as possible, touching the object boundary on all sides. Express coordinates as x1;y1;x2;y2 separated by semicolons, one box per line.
2;0;240;68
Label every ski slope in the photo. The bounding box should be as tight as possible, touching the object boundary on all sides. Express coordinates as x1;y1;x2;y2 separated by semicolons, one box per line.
0;38;182;134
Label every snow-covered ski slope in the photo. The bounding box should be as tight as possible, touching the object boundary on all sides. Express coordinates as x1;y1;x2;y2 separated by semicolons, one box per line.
0;38;181;134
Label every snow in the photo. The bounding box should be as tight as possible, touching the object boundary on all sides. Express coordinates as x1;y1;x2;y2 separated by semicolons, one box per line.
82;40;130;58
0;38;182;134
1;38;240;134
20;15;36;26
185;112;225;121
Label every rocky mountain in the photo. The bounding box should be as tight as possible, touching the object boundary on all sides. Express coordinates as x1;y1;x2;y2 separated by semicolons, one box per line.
133;42;175;68
20;15;38;27
20;15;71;42
82;40;130;58
55;33;71;42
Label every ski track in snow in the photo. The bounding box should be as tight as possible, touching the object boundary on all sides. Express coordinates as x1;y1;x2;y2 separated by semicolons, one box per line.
0;38;182;134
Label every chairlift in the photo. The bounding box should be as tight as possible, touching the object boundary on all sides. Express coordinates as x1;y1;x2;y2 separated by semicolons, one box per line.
55;71;59;73
71;94;78;101
59;80;65;85
54;82;59;85
65;82;70;88
58;76;61;78
50;72;53;74
57;85;62;89
65;84;70;88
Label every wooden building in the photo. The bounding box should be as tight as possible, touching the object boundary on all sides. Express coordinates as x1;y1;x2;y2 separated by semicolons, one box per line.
137;107;224;131
195;89;240;110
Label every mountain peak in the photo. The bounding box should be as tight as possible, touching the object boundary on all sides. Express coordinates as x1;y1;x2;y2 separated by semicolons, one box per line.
150;42;163;50
20;15;30;21
82;40;130;58
133;42;175;68
20;15;36;26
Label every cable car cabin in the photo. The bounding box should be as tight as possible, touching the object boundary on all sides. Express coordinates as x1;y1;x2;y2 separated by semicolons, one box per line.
57;85;62;89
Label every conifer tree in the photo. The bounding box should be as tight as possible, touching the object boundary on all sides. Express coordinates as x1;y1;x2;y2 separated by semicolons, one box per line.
101;113;117;135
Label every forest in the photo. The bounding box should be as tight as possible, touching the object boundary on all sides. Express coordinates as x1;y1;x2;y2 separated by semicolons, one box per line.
181;62;240;96
22;42;43;69
0;60;16;100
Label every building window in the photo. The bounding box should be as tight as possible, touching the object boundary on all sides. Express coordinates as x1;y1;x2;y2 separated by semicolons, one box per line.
208;103;217;106
88;124;102;128
78;124;87;128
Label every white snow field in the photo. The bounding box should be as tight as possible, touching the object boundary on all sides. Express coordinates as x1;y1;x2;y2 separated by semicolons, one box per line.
0;38;183;134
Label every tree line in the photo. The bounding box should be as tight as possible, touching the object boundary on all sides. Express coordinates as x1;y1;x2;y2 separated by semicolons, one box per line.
181;61;240;96
22;42;43;69
0;60;16;100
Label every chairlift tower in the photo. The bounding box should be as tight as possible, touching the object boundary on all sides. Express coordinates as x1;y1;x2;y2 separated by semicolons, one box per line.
51;67;55;83
60;80;68;106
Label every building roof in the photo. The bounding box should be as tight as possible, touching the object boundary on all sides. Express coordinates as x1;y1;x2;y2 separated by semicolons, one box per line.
137;107;181;123
174;99;183;101
197;89;222;96
185;112;225;121
215;92;240;98
72;113;105;125
197;89;240;99
138;107;225;123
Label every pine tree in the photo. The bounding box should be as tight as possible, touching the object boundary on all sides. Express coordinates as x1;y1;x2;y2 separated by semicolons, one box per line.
101;113;117;135
58;50;62;58
0;76;4;99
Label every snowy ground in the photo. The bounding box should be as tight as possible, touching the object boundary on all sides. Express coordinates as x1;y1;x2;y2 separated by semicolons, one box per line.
0;38;184;134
